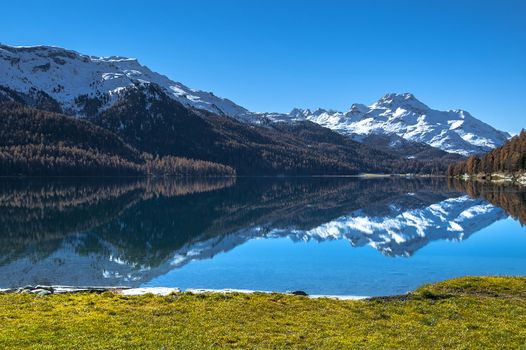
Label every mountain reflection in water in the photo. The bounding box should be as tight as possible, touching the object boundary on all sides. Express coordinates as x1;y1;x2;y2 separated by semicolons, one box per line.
0;177;524;291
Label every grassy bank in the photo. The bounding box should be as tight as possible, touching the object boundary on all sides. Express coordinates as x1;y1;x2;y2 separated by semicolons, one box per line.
1;277;526;349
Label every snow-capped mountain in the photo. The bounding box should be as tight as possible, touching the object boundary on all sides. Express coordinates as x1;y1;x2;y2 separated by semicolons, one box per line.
0;44;511;156
0;44;250;119
281;93;511;156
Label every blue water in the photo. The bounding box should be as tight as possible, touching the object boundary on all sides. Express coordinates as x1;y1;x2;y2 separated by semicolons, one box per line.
0;177;524;295
145;218;526;296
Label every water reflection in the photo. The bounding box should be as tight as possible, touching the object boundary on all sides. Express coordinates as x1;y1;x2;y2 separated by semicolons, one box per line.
0;177;524;290
448;179;526;225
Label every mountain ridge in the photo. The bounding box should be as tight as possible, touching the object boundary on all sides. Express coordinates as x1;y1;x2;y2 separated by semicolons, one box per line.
0;44;510;162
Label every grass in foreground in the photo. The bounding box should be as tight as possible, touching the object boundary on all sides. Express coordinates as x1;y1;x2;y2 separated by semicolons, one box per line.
1;277;526;349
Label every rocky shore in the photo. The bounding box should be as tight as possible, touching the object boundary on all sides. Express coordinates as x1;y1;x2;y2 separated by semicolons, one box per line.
1;285;367;300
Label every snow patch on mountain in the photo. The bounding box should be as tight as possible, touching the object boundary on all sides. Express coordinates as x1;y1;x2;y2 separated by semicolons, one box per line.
0;44;250;118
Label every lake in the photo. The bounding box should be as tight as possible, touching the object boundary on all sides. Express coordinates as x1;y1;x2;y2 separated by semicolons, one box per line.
0;177;524;296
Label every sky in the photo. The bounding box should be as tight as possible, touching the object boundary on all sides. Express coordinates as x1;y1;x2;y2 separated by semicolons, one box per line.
1;0;525;132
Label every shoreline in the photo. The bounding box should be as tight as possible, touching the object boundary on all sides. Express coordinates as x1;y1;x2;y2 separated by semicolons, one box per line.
0;285;370;300
453;172;526;186
0;173;444;180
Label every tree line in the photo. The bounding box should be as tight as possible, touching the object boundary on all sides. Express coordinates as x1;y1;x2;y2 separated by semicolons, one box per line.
447;130;526;177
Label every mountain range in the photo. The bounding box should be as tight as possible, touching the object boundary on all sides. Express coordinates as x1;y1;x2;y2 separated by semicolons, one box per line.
277;93;510;156
0;44;513;175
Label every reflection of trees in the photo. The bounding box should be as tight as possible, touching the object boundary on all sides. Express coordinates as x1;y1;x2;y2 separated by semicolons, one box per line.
0;177;236;211
200;177;459;235
4;176;524;273
0;177;235;264
448;179;526;225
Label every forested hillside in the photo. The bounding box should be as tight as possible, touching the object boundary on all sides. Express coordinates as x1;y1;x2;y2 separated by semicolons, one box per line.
0;103;235;177
447;130;525;178
94;84;452;175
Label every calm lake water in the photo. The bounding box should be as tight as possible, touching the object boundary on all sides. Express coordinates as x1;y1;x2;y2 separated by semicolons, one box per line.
0;177;524;296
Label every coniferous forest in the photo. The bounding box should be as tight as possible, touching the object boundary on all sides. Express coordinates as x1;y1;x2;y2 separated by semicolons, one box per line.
0;103;236;177
447;130;526;178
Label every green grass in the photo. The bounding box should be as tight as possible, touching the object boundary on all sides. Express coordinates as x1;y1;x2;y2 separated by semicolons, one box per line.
1;277;526;349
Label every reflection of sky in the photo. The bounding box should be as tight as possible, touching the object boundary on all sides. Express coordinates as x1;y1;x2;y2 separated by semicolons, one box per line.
145;218;526;296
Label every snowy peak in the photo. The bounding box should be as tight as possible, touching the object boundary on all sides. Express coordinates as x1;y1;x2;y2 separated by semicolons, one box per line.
371;92;430;111
289;108;312;119
284;93;510;156
348;103;368;115
0;44;249;118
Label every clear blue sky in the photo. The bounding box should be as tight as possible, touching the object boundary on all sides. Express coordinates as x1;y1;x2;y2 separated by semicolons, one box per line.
2;0;525;132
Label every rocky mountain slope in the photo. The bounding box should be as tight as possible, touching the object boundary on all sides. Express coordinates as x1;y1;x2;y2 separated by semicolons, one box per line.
91;84;449;175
